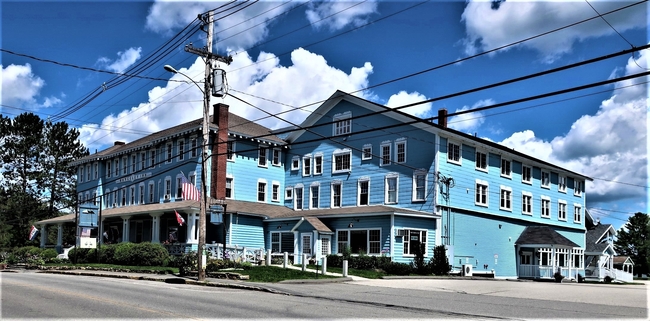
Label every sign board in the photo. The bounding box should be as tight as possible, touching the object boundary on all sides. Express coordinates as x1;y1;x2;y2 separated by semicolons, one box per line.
79;237;97;249
210;213;223;225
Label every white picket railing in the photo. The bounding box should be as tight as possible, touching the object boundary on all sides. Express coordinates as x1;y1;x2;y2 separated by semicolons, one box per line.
205;244;265;263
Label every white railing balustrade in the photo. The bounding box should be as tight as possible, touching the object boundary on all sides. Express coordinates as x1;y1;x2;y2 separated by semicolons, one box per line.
164;243;191;256
204;243;265;264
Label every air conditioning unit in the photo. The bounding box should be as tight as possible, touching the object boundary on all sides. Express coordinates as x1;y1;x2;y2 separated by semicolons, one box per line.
164;194;170;201
396;229;406;237
112;203;116;208
462;264;473;277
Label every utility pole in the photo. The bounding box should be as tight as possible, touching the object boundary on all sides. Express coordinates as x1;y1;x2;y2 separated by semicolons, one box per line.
185;10;232;282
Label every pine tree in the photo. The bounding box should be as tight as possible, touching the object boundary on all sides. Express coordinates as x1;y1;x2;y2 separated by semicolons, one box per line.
614;212;650;277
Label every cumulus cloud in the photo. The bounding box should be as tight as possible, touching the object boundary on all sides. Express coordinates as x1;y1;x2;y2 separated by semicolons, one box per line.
145;1;300;49
79;48;374;151
461;1;646;63
305;0;378;31
385;91;431;118
1;63;44;108
447;99;492;132
498;48;648;205
97;47;142;73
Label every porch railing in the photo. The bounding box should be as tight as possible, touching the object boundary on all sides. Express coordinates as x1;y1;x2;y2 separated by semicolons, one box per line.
205;244;265;264
519;265;584;279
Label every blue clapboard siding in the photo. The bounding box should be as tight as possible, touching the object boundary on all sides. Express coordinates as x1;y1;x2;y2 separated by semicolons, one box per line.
392;215;437;264
320;215;391;254
437;136;586;231
285;99;438;214
264;219;300;250
227;139;286;204
229;214;265;249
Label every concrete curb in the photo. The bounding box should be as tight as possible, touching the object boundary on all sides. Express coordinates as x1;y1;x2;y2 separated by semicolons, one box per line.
279;277;354;284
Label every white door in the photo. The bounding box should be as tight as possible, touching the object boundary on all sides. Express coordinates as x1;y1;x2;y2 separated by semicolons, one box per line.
321;236;331;259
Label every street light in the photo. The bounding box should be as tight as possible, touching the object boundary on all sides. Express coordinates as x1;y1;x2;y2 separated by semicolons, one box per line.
164;64;210;281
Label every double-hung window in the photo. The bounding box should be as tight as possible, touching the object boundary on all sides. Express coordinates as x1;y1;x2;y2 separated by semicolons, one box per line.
140;153;146;171
272;149;281;166
131;155;136;173
522;165;532;184
333;111;351;136
380;142;391;166
500;186;512;211
115;159;120;176
314;154;323;175
395;139;406;163
150;150;156;169
332;181;342;208
122;156;128;174
166;143;173;164
558;200;567;221
225;177;233;199
541;171;550;188
475;180;488;207
178;140;185;161
291;156;300;171
258;146;267;167
522;192;532;215
332;149;351;174
385;174;398;204
475;151;487;171
358;179;369;206
447;141;461;164
285;187;293;200
558;175;567;193
257;181;267;202
190;137;198;158
362;144;372;160
139;184;144;204
303;155;311;176
337;229;381;255
501;158;511;177
227;141;235;161
574;180;582;197
272;183;279;202
107;161;112;178
310;183;319;209
541;196;551;218
294;185;303;210
403;229;427;256
148;182;154;203
574;204;582;223
413;170;426;202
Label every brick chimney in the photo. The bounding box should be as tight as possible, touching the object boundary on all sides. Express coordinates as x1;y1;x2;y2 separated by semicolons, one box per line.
211;103;229;200
438;108;448;128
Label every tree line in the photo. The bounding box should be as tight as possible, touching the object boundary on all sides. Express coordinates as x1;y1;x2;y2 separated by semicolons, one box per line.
0;112;88;248
614;212;649;278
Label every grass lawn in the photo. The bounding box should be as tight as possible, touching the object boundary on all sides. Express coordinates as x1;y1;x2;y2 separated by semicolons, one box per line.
298;264;386;279
44;263;178;274
236;266;338;282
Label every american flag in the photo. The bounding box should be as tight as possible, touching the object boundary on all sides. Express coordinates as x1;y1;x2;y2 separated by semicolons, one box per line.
180;171;200;201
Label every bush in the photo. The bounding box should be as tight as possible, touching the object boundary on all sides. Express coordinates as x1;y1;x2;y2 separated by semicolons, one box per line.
131;242;169;266
410;243;431;275
206;258;235;272
98;244;117;264
68;248;94;264
327;254;343;267
178;251;197;276
113;242;136;265
383;261;412;275
430;245;451;276
40;249;59;262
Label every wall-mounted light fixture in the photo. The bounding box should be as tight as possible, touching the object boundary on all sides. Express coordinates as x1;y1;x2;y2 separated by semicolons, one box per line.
348;218;360;228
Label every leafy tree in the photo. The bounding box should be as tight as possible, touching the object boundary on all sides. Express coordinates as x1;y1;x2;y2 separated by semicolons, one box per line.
614;212;650;277
430;245;451;276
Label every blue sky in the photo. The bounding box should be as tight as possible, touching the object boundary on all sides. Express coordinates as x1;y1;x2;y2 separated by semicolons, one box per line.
1;0;647;230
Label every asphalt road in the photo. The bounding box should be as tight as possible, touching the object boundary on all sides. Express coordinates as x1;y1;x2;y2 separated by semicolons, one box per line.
2;271;648;320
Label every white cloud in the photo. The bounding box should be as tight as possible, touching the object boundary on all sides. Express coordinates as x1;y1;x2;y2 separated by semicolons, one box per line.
305;0;378;31
97;47;142;73
0;63;44;108
79;48;374;151
498;48;648;205
461;1;646;63
385;91;431;118
448;99;492;132
145;1;300;49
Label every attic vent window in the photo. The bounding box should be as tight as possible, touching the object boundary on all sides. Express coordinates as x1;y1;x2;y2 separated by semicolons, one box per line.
333;111;351;136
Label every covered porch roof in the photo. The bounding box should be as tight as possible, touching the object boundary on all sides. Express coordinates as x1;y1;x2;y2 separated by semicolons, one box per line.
515;226;579;248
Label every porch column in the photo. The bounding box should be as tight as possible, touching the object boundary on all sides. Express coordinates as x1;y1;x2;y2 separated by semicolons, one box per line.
40;225;47;248
551;246;556;275
293;231;299;264
313;231;319;260
150;213;162;243
186;212;197;244
121;216;131;243
56;224;63;248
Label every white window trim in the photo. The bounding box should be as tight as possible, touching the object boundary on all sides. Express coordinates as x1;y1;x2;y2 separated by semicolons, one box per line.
177;139;185;161
385;173;399;204
447;141;461;165
272;181;280;202
558;200;567;221
285;186;293;200
395;138;407;164
558;175;567;193
402;228;428;257
336;228;382;255
148;181;155;204
380;141;391;166
412;170;427;202
331;180;342;208
258;146;268;168
272;148;281;166
190;136;198;158
165;144;173;164
332;111;352;136
291;156;300;171
522;191;533;215
541;170;550;189
358;178;370;206
164;177;172;201
500;185;512;211
309;182;320;209
122;156;128;174
257;179;267;203
294;184;304;210
226;140;235;162
522;165;532;185
106;161;112;178
314;153;323;175
573;203;582;223
475;150;488;173
541;195;551;218
501;158;511;178
574;180;583;197
225;174;233;199
332;148;352;174
302;154;312;177
362;144;372;160
475;179;489;207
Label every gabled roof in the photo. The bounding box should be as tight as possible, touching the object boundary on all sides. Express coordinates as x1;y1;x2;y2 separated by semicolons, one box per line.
613;256;634;265
73;112;285;166
290;216;333;233
286;90;591;180
515;226;579;248
585;223;616;254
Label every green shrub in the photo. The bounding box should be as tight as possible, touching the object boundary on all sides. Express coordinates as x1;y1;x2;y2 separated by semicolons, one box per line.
240;261;252;270
98;244;117;264
327;254;343;267
40;249;59;262
113;242;136;265
14;246;40;262
341;245;352;260
131;242;169;266
410;243;431;275
430;245;451;276
178;251;197;276
383;261;412;275
206;258;235;272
